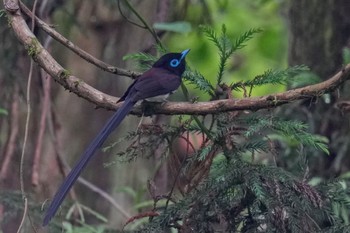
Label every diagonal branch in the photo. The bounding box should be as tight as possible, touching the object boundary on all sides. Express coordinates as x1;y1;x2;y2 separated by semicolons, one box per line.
4;1;350;116
19;1;141;78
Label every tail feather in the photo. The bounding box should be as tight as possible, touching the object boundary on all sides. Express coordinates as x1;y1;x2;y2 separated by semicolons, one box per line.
43;98;135;226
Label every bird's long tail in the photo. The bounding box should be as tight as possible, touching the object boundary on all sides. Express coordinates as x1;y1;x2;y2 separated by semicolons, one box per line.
43;98;135;226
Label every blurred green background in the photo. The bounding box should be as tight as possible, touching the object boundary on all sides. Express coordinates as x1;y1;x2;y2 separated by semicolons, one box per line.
165;0;288;98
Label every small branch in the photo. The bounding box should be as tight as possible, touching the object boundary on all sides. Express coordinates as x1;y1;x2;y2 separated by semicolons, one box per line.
117;0;146;29
18;0;37;200
76;176;131;219
19;1;141;78
4;2;350;116
122;0;163;46
16;197;28;233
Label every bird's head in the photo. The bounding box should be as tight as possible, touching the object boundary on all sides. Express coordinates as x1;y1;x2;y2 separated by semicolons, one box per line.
153;49;190;76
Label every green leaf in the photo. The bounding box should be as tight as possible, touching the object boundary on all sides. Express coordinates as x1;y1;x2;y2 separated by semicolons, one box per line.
79;204;108;223
62;222;73;232
153;21;192;34
0;108;8;115
343;47;350;64
117;186;137;199
0;9;6;18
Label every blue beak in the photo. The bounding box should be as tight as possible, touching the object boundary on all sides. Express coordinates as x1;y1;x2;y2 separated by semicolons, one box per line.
180;49;190;61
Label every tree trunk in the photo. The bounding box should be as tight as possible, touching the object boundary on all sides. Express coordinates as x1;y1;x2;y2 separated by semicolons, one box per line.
287;0;350;175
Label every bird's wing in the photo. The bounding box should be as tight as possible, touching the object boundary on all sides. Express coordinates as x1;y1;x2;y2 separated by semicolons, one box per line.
130;68;181;101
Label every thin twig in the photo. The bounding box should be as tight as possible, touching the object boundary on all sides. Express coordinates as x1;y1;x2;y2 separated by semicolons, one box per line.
165;133;191;210
19;0;37;200
122;0;163;47
19;1;140;78
17;0;37;233
76;176;131;219
18;1;38;231
16;197;28;233
117;0;146;29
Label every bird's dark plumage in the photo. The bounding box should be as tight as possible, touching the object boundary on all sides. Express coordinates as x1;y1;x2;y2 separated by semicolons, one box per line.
43;49;190;226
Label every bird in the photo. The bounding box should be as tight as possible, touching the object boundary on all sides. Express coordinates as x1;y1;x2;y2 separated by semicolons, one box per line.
43;49;190;226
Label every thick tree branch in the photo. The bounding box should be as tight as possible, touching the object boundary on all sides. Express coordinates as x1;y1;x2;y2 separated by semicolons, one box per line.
4;1;350;115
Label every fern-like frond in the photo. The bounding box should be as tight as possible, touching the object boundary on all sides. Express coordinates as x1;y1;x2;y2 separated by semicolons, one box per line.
235;140;270;155
244;115;329;154
238;65;310;88
232;28;263;51
183;69;215;96
199;25;220;48
123;52;158;70
198;144;214;160
216;25;234;84
201;25;262;86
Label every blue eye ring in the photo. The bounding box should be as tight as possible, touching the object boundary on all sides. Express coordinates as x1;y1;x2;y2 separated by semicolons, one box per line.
170;59;180;67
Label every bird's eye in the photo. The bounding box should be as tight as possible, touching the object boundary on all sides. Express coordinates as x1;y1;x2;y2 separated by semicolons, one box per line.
170;59;180;67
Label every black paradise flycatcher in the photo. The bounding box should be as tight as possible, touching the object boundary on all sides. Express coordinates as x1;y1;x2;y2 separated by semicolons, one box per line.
43;49;190;226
